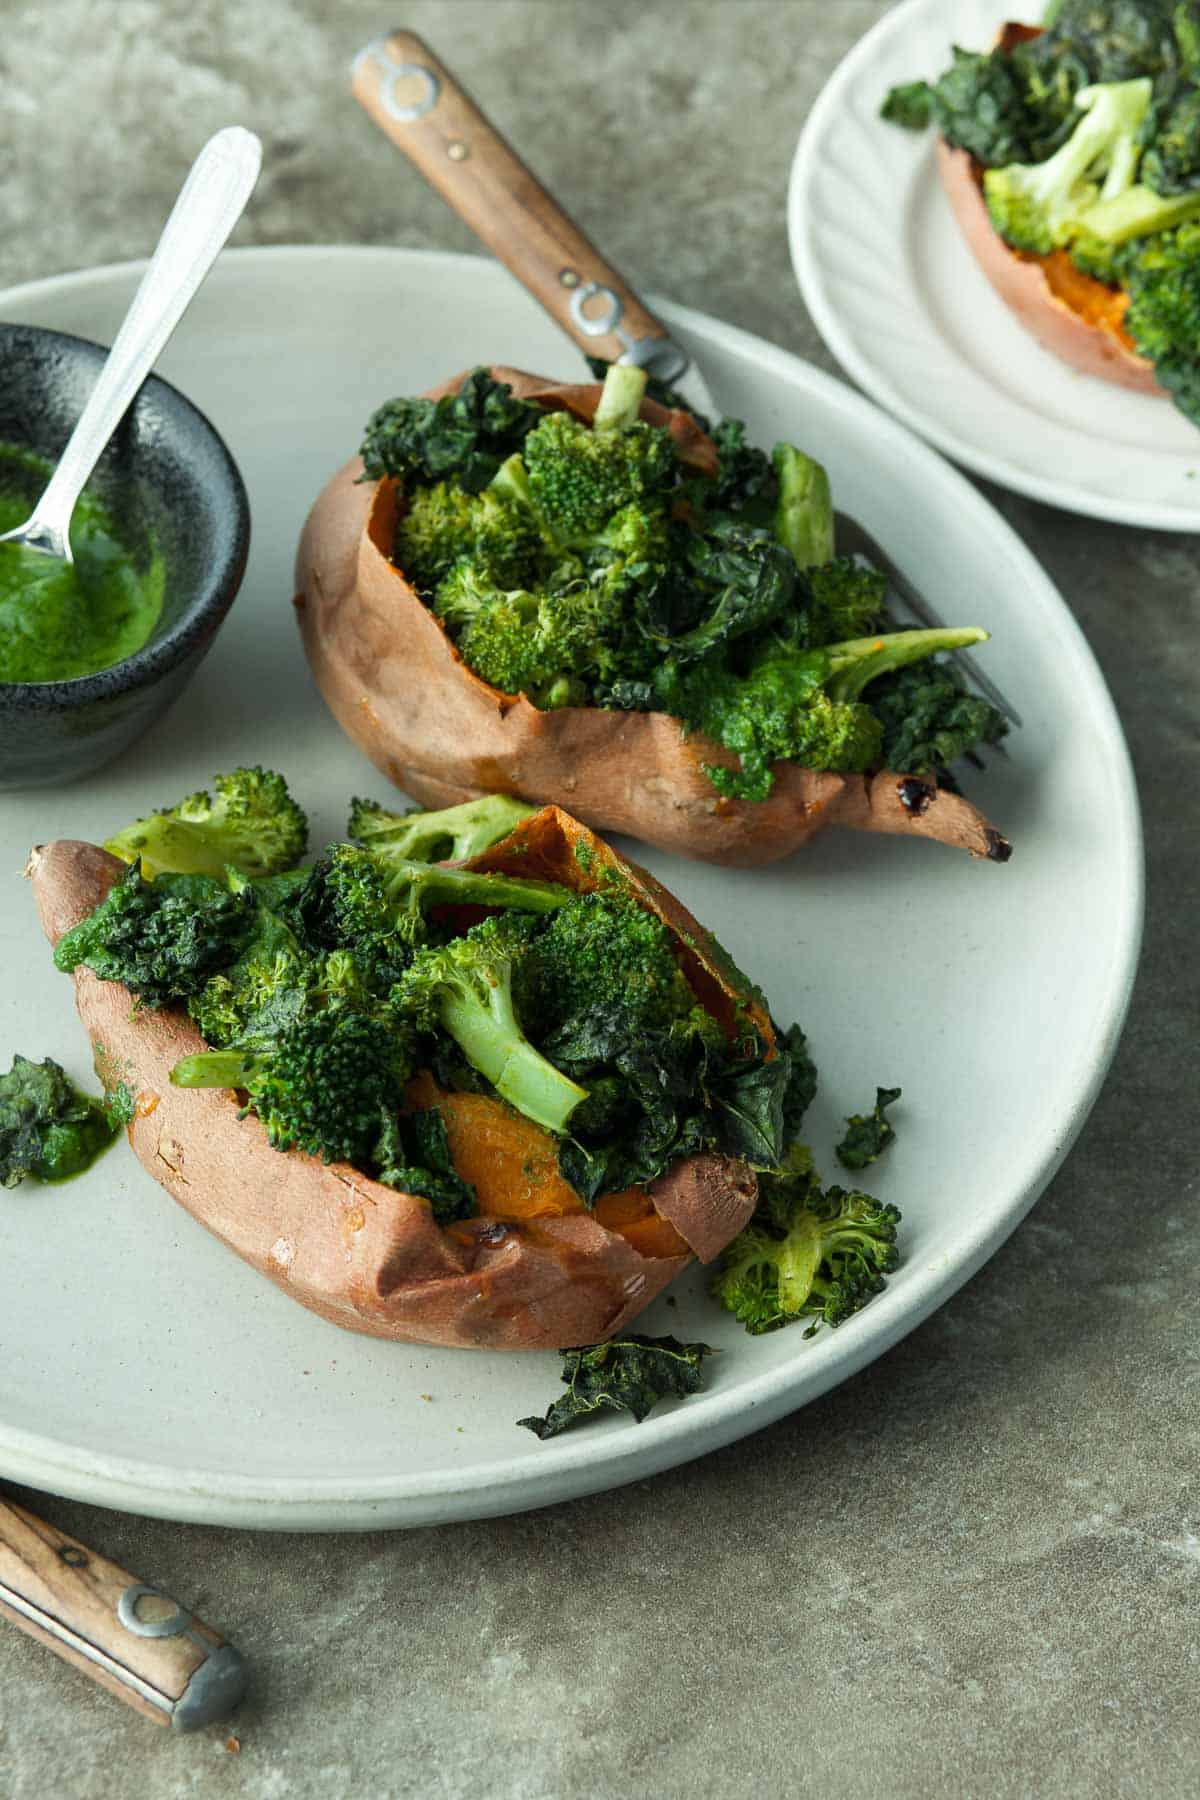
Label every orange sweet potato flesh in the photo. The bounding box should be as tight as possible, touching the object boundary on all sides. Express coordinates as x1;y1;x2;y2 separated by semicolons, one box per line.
294;367;1010;867
936;23;1162;396
27;807;757;1352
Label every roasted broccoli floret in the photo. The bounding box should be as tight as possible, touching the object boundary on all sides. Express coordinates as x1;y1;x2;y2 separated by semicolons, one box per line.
103;767;308;881
711;1146;901;1334
360;367;541;493
521;365;679;540
519;891;703;1040
171;1003;411;1168
0;1054;116;1188
798;557;889;645
1120;218;1200;420
836;1086;901;1171
392;913;588;1134
393;480;545;592
347;793;536;863
54;863;255;1008
438;563;638;708
984;78;1155;251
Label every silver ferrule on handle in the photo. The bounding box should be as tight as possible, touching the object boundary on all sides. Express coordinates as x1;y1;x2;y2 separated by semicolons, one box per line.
21;126;262;561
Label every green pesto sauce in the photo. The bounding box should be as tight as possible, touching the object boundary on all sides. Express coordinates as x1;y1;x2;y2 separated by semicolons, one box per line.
0;444;164;684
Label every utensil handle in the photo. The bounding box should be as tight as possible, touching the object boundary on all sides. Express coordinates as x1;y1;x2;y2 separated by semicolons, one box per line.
26;126;262;556
352;31;688;381
0;1498;246;1730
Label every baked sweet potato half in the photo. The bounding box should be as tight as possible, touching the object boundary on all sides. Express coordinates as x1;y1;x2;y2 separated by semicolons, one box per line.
295;367;1010;868
29;806;762;1352
936;24;1162;393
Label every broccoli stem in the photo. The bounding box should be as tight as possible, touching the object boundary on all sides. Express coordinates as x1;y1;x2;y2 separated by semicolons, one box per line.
348;794;534;862
488;452;537;511
775;1211;822;1314
824;626;990;701
771;444;835;570
1081;184;1200;244
437;982;587;1134
390;862;571;917
593;364;648;433
170;1050;253;1089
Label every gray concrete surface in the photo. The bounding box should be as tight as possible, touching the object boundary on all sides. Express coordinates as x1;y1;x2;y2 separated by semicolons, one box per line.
1;1;1198;1795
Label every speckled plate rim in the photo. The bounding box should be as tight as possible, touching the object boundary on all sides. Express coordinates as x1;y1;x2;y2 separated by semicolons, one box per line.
0;247;1143;1531
789;0;1200;532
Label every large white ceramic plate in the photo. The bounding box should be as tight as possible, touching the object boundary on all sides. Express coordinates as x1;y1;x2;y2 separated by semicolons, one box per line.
0;248;1141;1530
790;0;1200;530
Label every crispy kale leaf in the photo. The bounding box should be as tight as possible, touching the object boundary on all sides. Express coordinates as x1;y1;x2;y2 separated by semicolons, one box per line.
870;661;1009;775
836;1086;902;1172
54;864;256;1009
361;368;542;494
517;1335;715;1439
376;1106;476;1223
0;1055;116;1188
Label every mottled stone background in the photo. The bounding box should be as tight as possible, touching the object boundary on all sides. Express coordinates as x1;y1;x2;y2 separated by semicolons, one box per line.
1;2;1198;1796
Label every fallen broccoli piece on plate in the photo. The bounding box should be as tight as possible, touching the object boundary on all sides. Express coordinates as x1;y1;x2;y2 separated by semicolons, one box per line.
712;1146;901;1336
836;1086;902;1172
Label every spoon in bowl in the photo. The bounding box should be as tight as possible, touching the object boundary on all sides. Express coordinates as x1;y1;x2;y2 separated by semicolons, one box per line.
0;125;261;565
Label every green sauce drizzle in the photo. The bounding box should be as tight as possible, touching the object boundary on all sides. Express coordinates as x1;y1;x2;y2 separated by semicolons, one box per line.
0;444;164;684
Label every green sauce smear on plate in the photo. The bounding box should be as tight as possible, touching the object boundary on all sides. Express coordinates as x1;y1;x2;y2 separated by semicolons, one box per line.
0;444;164;684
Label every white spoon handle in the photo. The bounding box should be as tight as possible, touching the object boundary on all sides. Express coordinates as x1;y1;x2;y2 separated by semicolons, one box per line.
20;126;261;559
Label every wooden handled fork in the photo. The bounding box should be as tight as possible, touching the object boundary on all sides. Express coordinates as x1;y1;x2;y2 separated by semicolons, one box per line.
0;1495;246;1729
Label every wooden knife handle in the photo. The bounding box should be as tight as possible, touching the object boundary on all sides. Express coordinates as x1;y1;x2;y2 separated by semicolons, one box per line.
0;1498;246;1730
351;29;687;379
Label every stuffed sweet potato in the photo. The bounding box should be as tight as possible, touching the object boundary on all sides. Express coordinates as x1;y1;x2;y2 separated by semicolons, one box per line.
295;366;1011;868
885;8;1200;418
30;803;770;1352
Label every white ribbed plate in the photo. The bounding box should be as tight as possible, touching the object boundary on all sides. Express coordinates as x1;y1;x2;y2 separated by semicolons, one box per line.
790;0;1200;529
0;248;1141;1530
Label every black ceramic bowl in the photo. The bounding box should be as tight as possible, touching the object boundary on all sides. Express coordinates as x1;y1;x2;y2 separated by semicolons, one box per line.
0;323;250;787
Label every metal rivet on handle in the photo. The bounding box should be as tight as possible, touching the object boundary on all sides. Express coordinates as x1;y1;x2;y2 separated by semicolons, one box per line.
117;1583;192;1639
446;139;469;161
58;1545;88;1568
558;268;581;289
570;282;624;338
354;43;441;121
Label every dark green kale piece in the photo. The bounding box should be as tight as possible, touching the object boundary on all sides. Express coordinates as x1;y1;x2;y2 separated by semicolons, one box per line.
376;1106;476;1224
517;1334;715;1439
836;1086;902;1172
53;864;256;1010
870;661;1009;776
360;368;542;493
881;79;935;129
0;1055;116;1188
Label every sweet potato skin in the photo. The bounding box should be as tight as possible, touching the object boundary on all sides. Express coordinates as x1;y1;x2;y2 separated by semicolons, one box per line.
294;367;1009;866
28;810;760;1352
